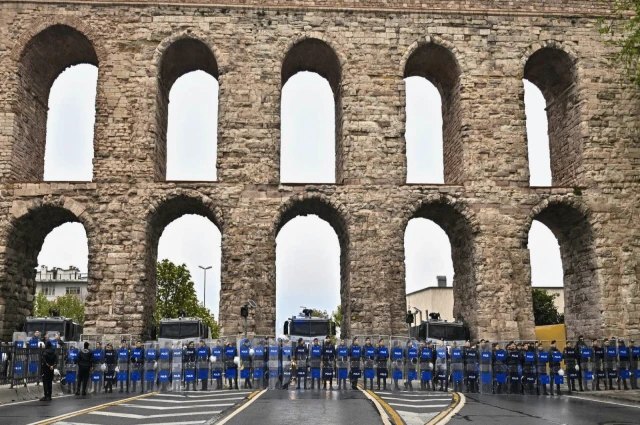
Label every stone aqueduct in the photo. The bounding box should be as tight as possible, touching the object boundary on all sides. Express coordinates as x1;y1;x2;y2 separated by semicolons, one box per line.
0;0;638;342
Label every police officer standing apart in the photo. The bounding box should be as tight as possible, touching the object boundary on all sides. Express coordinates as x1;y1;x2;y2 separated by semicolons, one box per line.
76;342;94;396
322;335;335;390
39;340;57;402
295;338;308;390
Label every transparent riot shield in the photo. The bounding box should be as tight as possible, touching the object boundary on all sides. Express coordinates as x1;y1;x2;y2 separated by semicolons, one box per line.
292;339;308;390
376;340;390;391
579;342;593;391
405;340;419;391
11;333;28;385
171;341;184;392
89;340;104;394
209;339;224;390
435;344;448;392
493;347;507;394
268;338;281;389
450;346;464;392
223;337;238;390
564;346;579;392
536;345;550;394
463;344;478;393
157;339;172;392
631;342;640;390
116;344;130;393
281;339;292;389
196;340;211;391
143;342;158;393
182;340;198;391
478;343;492;394
605;343;618;385
618;343;630;389
309;340;322;390
390;338;405;392
129;343;144;393
238;338;253;390
335;341;349;390
64;342;79;394
349;339;362;390
361;337;377;390
506;347;521;394
550;348;564;390
522;348;537;395
252;338;267;390
419;342;434;391
26;333;42;384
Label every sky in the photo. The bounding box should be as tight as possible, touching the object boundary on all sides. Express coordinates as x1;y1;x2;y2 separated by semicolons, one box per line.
37;64;563;329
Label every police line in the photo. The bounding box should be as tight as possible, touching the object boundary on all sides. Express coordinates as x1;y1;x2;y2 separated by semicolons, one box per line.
2;333;639;395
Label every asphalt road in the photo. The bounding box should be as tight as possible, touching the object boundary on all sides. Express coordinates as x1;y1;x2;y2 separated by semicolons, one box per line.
451;392;640;424
222;389;384;425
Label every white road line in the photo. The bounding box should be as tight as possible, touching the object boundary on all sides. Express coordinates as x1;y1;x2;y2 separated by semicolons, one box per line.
395;410;438;425
375;392;450;397
380;397;452;402
156;392;251;398
136;397;245;403
388;403;449;408
90;410;220;419
0;394;74;407
358;388;392;425
119;402;233;410
433;392;466;425
54;422;206;425
215;390;267;425
565;395;640;409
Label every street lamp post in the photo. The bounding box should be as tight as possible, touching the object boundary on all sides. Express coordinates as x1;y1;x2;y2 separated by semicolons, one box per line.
198;265;212;308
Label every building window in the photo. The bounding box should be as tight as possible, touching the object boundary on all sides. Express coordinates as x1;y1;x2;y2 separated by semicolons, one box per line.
66;286;81;295
42;285;55;296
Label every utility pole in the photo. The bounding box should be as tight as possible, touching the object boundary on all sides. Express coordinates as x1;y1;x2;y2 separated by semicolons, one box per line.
198;265;212;308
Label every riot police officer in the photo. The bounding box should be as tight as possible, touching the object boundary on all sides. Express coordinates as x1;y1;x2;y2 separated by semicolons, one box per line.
104;342;116;393
197;340;211;391
295;338;308;389
91;342;104;394
575;335;588;391
377;338;389;391
362;337;375;390
211;340;224;390
604;338;617;390
563;340;579;393
309;338;322;390
592;338;606;390
630;339;639;390
322;335;335;390
548;340;562;395
336;339;349;390
184;341;197;391
535;341;550;395
117;340;130;394
224;340;238;390
464;341;478;393
130;341;144;393
350;337;362;390
617;339;630;390
506;341;521;394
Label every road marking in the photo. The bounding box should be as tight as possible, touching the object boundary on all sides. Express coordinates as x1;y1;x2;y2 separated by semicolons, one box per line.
375;392;451;397
388;403;449;408
565;395;640;409
214;389;266;425
156;392;251;398
26;392;158;425
136;396;245;403
53;421;206;425
425;392;465;425
358;388;393;425
381;396;452;402
366;389;404;425
395;410;439;425
90;410;221;419
119;402;234;409
0;394;74;407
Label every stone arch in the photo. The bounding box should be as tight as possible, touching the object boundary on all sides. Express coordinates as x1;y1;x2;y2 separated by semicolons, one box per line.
10;23;100;182
402;38;464;184
0;197;95;340
402;195;478;335
522;42;583;187
523;196;601;338
280;36;344;183
153;34;220;181
272;193;350;333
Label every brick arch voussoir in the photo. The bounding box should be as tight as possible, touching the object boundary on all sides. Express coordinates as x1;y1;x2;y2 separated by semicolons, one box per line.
520;194;592;244
281;32;347;74
518;39;581;81
403;193;478;236
273;192;349;240
152;31;225;78
146;189;225;233
10;17;106;64
400;34;462;78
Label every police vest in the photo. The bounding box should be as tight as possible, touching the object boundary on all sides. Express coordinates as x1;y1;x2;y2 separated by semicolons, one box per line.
377;347;389;359
145;349;157;360
524;351;535;363
93;349;103;361
480;350;491;363
323;346;335;360
551;351;563;364
310;345;322;358
407;347;418;360
619;347;629;359
465;349;477;361
105;350;116;364
28;339;39;349
351;345;362;358
225;346;237;361
364;346;376;359
392;347;403;360
594;347;604;359
295;346;307;359
632;347;640;358
538;351;549;363
507;351;520;364
565;348;576;358
436;348;447;360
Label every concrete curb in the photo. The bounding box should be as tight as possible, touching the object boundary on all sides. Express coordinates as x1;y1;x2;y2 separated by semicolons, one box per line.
567;389;640;405
0;382;66;405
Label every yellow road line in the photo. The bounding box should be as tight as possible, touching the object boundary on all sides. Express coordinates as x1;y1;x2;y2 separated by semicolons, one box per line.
366;389;404;425
246;390;260;400
215;389;267;425
27;391;158;425
426;391;464;425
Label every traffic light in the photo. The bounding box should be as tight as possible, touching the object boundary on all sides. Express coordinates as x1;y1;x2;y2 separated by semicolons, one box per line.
406;310;414;324
240;305;249;318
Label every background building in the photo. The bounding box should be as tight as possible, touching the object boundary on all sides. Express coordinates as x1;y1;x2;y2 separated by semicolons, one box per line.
406;276;564;324
35;266;88;301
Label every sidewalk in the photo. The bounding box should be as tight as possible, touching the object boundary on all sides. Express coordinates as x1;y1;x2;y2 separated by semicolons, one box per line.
0;381;65;405
571;389;640;404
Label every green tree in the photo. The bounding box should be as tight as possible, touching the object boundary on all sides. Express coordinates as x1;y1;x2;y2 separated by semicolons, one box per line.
156;259;219;338
600;1;640;86
532;288;565;326
332;304;343;328
33;291;85;325
310;309;329;318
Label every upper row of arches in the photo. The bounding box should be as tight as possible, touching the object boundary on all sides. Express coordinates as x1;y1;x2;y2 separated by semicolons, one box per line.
11;24;580;187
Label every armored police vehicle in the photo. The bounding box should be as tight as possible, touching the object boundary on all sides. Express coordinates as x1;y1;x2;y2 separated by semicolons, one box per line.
411;319;469;342
283;308;336;345
23;315;83;342
158;317;211;340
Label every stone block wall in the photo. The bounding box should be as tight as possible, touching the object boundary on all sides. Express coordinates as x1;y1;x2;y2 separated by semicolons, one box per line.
0;0;637;341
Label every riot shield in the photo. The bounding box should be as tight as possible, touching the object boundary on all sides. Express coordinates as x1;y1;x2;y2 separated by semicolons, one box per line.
450;346;464;392
605;343;618;385
210;339;224;390
493;348;507;394
196;341;211;391
26;333;42;384
116;344;130;393
223;337;239;390
390;338;405;392
182;340;198;391
537;345;550;394
506;347;521;395
362;339;377;390
170;341;184;392
238;338;253;390
564;346;579;392
349;340;363;390
281;338;292;389
618;343;630;389
143;342;158;393
405;340;419;391
550;349;564;391
478;343;493;394
463;344;478;393
252;338;267;390
309;340;323;390
335;341;350;390
268;338;281;389
376;340;390;391
292;340;308;390
157;339;172;392
579;342;593;391
419;342;434;391
631;342;640;390
89;340;104;394
11;333;28;385
64;342;79;394
522;348;537;395
129;343;144;393
435;344;448;391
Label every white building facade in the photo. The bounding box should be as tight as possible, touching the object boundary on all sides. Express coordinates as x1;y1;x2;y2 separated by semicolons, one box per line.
35;266;88;301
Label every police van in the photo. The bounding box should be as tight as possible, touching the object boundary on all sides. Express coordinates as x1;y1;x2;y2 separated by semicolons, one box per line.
158;317;211;340
411;319;469;342
23;315;83;342
283;308;336;345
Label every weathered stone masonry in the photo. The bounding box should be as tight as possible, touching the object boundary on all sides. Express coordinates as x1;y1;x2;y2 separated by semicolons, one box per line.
0;0;637;342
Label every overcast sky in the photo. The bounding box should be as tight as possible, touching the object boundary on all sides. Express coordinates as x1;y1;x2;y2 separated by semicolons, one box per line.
37;64;563;329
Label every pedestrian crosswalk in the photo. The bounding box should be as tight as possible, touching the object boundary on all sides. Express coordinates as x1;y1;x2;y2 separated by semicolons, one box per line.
373;391;453;425
50;390;254;425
